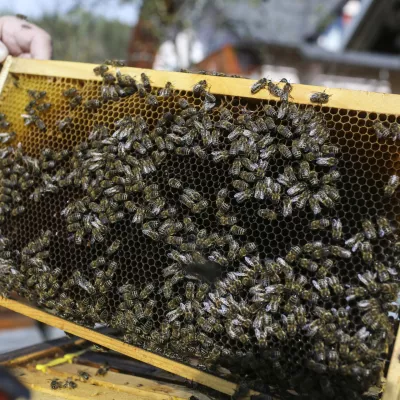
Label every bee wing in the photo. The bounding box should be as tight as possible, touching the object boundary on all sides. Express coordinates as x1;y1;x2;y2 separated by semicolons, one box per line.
357;300;371;309
312;280;321;290
358;273;369;286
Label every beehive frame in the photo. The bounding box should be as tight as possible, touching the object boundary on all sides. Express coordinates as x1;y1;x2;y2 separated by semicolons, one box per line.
0;56;399;399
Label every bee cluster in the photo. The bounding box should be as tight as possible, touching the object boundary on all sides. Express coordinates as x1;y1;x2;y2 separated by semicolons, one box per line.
49;377;78;390
0;66;399;399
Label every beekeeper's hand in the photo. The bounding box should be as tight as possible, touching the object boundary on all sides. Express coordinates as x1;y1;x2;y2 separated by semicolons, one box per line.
0;16;52;62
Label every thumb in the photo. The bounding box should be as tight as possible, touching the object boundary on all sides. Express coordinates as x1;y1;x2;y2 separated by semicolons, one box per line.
0;41;9;63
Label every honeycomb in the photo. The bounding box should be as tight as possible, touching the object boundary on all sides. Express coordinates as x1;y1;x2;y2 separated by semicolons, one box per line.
0;65;399;399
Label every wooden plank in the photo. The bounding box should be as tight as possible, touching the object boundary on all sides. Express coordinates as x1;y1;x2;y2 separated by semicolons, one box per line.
0;337;85;366
0;56;12;95
46;363;208;400
382;324;400;400
0;297;241;397
31;391;71;400
12;366;179;400
6;56;400;115
76;352;187;385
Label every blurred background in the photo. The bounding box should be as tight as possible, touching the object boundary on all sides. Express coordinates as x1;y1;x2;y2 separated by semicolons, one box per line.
1;0;400;353
2;0;400;93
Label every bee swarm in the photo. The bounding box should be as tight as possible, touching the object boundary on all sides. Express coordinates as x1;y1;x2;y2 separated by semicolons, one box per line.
0;66;399;399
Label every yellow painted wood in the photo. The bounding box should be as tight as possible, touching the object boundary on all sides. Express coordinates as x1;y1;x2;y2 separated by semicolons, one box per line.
0;297;241;396
12;366;178;400
382;324;400;400
31;391;68;400
46;363;207;400
0;338;86;367
6;56;400;115
0;56;12;96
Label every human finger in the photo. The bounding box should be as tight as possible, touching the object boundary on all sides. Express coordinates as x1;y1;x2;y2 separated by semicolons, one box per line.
29;29;52;60
0;40;9;62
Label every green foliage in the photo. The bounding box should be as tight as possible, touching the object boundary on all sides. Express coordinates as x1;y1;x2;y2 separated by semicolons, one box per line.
31;8;131;63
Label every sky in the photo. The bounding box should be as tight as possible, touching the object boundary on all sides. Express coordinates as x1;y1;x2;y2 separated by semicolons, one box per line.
0;0;140;25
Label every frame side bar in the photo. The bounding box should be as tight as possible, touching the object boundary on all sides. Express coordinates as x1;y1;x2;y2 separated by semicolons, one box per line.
0;56;13;96
382;324;400;400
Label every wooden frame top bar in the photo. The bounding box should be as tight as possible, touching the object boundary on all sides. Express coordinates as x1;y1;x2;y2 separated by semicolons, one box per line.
7;56;400;115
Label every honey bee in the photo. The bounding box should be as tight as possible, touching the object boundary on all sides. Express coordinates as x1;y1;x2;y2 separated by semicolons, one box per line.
373;260;392;282
384;175;399;197
388;121;400;141
217;213;237;226
358;271;379;294
321;169;340;185
250;78;267;94
57;117;72;132
208;250;228;266
191;199;208;214
95;363;110;377
312;278;330;300
381;282;398;301
377;216;393;237
310;218;330;230
362;219;377;240
11;206;25;217
106;240;121;256
36;102;51;112
326;276;344;295
315;157;338;167
331;218;343;240
360;241;373;264
329;245;351;259
27;89;46;99
94;64;109;76
178;98;188;109
267;80;283;98
63;377;78;389
269;322;286;341
313;340;325;362
277;143;292;159
63;87;78;98
262;104;276;117
282;246;301;265
310;90;331;104
78;370;90;381
257;208;277;221
193;80;207;95
49;378;62;390
143;299;156;317
296;160;310;180
298;258;317;272
140;283;155;299
282;313;296;336
84;99;102;110
237;242;257;259
0;131;16;144
344;232;364;253
146;94;158;106
345;285;367;301
327;350;339;371
373;120;390;139
309;196;321;215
